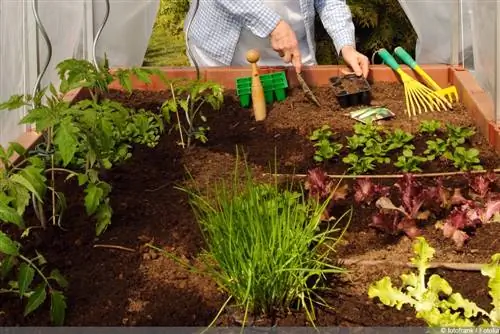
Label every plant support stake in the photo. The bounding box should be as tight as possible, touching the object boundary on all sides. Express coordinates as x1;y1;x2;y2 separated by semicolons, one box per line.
263;167;500;180
340;259;485;272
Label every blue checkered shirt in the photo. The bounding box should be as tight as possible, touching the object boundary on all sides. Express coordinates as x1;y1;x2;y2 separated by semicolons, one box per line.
185;0;356;65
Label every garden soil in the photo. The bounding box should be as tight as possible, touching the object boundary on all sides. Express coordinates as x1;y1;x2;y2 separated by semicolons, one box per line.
1;81;499;327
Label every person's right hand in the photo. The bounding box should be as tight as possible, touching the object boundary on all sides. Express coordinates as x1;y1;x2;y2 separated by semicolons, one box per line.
270;20;302;73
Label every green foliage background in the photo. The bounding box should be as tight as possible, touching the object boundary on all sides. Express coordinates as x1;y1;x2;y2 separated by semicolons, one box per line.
143;0;417;67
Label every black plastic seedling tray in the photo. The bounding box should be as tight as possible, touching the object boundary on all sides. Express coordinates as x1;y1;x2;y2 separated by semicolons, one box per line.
329;74;372;108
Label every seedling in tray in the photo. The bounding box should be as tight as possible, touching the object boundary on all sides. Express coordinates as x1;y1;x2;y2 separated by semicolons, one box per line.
330;74;371;108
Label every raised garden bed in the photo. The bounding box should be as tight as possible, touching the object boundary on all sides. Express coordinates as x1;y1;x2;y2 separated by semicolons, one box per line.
0;63;499;327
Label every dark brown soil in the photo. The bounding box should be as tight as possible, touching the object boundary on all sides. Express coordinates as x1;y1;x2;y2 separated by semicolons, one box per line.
1;82;499;327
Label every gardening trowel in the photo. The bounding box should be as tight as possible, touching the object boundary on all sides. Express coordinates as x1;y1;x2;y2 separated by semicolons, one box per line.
279;51;321;107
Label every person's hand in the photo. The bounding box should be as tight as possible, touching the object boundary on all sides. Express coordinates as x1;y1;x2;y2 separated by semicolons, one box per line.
340;45;370;78
270;20;302;73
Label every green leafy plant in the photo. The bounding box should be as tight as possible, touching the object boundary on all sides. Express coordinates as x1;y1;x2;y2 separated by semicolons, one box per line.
150;156;351;329
0;57;165;235
343;153;377;174
0;143;67;324
394;149;427;172
384;128;414;151
309;125;343;162
443;147;483;171
368;237;499;326
162;79;223;148
445;124;475;148
418;120;442;135
363;139;390;164
424;138;450;161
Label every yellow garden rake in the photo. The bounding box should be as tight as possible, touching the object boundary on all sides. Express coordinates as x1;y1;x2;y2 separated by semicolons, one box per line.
394;46;459;104
377;48;452;117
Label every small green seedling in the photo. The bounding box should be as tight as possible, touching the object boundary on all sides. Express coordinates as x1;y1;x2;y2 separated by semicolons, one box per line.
424;138;450;161
418;120;442;135
343;153;376;174
443;146;483;171
445;124;475;148
394;148;427;172
309;125;343;162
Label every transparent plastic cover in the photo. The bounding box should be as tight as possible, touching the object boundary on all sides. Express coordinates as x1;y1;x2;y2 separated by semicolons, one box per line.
0;0;159;147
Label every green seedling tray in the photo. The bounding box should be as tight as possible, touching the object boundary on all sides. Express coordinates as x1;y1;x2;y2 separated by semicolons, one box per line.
236;71;288;108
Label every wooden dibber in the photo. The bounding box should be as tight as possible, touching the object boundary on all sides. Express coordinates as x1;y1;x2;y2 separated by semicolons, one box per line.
246;49;267;121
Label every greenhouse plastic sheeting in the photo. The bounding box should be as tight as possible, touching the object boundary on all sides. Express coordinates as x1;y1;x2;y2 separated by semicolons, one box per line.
398;0;495;101
0;0;159;147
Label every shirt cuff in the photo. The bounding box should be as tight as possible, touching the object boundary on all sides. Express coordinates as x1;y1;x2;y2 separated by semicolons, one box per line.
333;32;356;56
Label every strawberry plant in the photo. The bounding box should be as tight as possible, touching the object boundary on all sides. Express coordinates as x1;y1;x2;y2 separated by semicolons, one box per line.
309;125;343;162
161;79;223;148
368;237;500;326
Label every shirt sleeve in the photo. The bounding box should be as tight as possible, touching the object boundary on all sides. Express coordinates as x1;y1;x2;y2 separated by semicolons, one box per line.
215;0;282;38
314;0;356;55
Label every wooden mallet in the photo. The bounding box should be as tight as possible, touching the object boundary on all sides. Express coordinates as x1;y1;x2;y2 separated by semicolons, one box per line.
246;49;267;121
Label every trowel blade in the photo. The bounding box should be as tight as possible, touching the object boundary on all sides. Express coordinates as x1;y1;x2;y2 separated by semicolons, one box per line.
297;72;321;107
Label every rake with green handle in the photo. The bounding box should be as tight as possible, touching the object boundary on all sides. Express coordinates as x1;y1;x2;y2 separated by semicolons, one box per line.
394;46;459;103
376;48;451;117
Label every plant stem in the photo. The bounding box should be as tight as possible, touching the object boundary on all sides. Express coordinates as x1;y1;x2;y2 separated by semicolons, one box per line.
45;168;78;175
93;244;136;252
340;259;485;271
18;254;52;289
263;168;500;180
170;83;185;149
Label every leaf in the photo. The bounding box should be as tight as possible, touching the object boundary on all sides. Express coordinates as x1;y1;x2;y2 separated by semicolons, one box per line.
367;276;414;310
12;165;47;201
0;95;29;110
95;200;112;236
0;231;20;256
49;269;69;289
84;183;104;215
0;255;16;279
54;118;79;166
10;173;43;203
24;283;47;316
481;254;500;324
0;201;24;228
50;290;66;326
375;196;408;216
18;262;35;296
7;142;27;158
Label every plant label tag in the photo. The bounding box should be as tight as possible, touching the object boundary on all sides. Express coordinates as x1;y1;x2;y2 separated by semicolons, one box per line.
350;107;395;124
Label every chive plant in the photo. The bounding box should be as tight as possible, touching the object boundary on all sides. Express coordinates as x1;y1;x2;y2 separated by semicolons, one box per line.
175;159;351;328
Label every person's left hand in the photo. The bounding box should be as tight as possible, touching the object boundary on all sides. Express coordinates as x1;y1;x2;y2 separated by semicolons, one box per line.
340;45;370;78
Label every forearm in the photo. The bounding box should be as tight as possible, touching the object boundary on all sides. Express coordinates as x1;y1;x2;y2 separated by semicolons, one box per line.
215;0;281;38
314;0;356;54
